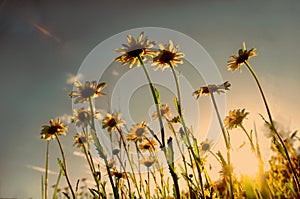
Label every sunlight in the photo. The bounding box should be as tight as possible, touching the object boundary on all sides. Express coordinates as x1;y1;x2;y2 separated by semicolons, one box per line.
232;146;259;178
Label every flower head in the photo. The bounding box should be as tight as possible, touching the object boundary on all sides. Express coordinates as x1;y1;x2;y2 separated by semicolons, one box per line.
227;42;257;72
41;118;67;141
72;108;92;127
152;104;171;120
126;121;148;142
115;32;156;68
152;40;185;71
193;81;231;99
139;138;157;152
73;132;92;148
224;109;249;129
199;139;213;153
102;113;125;133
110;170;127;179
141;157;155;168
69;81;106;104
107;159;116;169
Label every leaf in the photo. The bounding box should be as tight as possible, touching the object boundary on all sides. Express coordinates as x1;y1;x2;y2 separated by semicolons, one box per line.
90;128;107;159
154;86;160;104
57;158;66;176
52;170;62;199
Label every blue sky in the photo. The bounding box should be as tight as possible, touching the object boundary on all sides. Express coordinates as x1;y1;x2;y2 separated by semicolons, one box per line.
0;0;300;198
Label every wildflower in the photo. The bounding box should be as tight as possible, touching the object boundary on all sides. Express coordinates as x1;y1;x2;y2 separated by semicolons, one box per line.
141;157;155;168
152;40;185;71
224;109;249;129
107;159;116;169
69;81;106;104
112;149;120;155
152;104;171;120
126;121;148;142
199;139;213;153
139;138;157;152
41;118;67;141
110;170;127;179
115;32;156;68
73;132;92;148
227;42;257;72
71;108;92;127
102;113;125;133
193;81;231;99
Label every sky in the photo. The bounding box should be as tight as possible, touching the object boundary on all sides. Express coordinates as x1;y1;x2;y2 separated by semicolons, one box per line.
0;0;300;198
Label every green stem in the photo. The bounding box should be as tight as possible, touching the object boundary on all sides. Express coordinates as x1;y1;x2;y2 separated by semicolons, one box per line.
52;170;62;199
44;141;49;199
104;157;119;198
55;134;76;198
169;63;182;115
239;124;256;153
115;153;132;197
244;61;300;193
210;93;234;199
88;97;118;198
137;55;166;148
147;167;150;199
82;143;101;195
116;126;141;197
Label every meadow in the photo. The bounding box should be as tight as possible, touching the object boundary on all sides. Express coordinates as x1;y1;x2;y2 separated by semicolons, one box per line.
40;32;300;199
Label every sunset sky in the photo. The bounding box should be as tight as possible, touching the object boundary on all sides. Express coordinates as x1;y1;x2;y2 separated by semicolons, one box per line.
0;0;300;198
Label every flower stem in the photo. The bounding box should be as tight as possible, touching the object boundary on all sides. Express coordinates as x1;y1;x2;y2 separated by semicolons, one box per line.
55;134;76;198
88;97;118;198
239;124;256;153
44;141;49;199
82;143;101;194
210;93;234;199
244;61;300;193
169;63;182;115
116;126;141;197
137;55;166;148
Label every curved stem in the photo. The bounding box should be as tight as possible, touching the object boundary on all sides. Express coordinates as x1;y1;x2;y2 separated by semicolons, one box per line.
210;93;234;199
55;135;76;198
244;61;300;193
239;124;256;153
116;126;141;197
137;55;166;148
88;97;118;198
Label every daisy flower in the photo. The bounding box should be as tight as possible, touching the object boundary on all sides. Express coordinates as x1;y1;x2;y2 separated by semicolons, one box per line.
115;32;156;68
224;109;249;129
152;40;185;71
140;157;155;168
102;113;125;133
69;81;106;104
152;104;171;120
126;121;148;142
227;42;257;72
73;132;92;148
193;81;231;99
41;118;67;141
139;138;157;152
